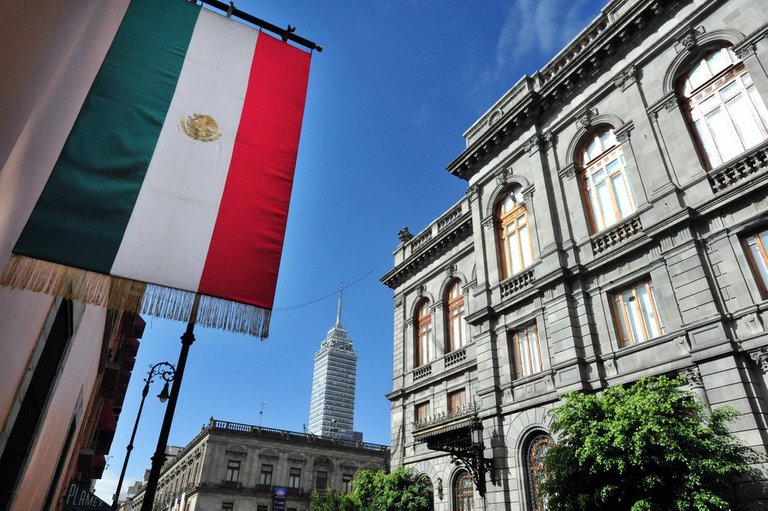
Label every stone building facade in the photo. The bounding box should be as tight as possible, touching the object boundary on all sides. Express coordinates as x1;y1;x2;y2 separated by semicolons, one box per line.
128;419;389;511
382;0;768;509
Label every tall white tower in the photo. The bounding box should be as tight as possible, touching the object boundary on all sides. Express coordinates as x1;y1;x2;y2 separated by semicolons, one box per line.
308;285;361;441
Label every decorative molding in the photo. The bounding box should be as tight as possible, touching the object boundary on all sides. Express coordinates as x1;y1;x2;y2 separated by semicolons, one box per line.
681;366;703;386
613;65;638;91
413;364;432;381
465;184;480;200
558;163;576;180
482;216;495;230
577;108;598;128
488;109;503;127
676;26;704;51
499;269;535;300
523;187;535;202
614;120;635;143
445;264;457;278
735;43;757;60
524;134;544;155
496;167;514;185
395;295;403;307
750;348;768;374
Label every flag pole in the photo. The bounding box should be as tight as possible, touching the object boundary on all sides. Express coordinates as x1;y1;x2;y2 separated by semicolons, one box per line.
139;294;200;511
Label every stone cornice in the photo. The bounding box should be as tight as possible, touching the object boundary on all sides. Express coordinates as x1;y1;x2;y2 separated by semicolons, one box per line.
381;215;473;289
446;0;692;181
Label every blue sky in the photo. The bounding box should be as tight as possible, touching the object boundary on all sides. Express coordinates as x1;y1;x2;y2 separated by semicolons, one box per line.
95;0;606;500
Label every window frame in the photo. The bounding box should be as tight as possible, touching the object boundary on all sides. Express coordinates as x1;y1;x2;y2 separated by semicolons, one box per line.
679;46;768;169
225;460;241;483
742;228;768;299
447;388;467;414
343;473;354;493
289;467;302;489
446;280;466;352
315;470;329;490
510;323;543;380
454;470;474;511
578;128;637;233
611;279;664;348
259;463;273;486
497;186;534;279
415;401;430;423
415;300;433;367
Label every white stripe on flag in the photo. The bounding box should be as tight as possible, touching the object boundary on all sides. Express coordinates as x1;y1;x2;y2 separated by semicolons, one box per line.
111;10;259;291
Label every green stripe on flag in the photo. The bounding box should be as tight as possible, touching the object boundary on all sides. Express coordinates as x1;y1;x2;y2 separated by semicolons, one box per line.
15;0;200;273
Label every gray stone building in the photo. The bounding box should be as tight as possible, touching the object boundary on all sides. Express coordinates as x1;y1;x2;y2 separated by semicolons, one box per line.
382;0;768;509
309;288;362;441
128;419;389;511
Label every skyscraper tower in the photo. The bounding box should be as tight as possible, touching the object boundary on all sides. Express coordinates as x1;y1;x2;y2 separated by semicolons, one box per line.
308;284;362;441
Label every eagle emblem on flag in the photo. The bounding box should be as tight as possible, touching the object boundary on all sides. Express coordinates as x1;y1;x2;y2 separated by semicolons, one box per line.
180;113;222;142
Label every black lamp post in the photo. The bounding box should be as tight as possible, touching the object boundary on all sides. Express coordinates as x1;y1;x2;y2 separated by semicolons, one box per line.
112;362;176;509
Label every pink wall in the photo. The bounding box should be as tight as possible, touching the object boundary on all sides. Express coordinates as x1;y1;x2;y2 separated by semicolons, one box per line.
0;1;129;508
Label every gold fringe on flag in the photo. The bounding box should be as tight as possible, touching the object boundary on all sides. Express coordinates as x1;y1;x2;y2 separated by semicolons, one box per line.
0;254;270;338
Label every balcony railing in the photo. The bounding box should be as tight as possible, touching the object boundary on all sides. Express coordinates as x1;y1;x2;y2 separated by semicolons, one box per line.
591;216;642;255
413;402;478;433
444;347;467;368
413;363;432;381
709;141;768;193
499;268;535;299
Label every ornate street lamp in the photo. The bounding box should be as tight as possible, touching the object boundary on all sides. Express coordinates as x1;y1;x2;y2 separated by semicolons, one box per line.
112;362;176;509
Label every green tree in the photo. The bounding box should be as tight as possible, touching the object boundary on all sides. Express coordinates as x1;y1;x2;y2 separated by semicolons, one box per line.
316;467;432;511
543;375;760;511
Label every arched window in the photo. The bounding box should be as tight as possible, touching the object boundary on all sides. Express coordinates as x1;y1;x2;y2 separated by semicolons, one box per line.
679;45;768;169
445;280;466;352
415;300;433;367
419;475;435;511
497;186;534;279
524;432;554;511
453;470;474;511
579;127;636;232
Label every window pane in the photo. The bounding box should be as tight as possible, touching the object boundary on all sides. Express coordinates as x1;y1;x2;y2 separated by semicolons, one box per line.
707;48;730;76
748;238;768;288
623;291;646;343
726;93;764;149
614;297;631;345
519;224;533;268
694;119;720;165
519;333;531;377
748;87;768;129
596;182;617;227
527;329;541;372
509;231;522;273
636;285;661;339
588;187;605;231
611;173;633;219
705;107;742;162
687;60;711;91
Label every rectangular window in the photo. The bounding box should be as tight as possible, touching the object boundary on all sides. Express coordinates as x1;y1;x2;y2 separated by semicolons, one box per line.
221;503;234;511
289;467;301;488
448;389;467;414
612;279;663;347
257;506;268;511
316;470;328;489
343;473;354;493
510;324;543;379
744;229;768;297
415;401;430;423
225;460;241;482
259;463;273;486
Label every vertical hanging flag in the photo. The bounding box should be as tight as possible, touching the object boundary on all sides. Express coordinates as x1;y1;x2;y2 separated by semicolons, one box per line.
0;0;313;338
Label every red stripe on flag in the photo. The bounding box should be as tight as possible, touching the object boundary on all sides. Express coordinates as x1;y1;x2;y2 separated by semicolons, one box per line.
198;33;311;310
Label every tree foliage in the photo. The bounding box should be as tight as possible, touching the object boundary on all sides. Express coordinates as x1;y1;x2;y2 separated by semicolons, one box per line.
543;376;759;511
309;467;433;511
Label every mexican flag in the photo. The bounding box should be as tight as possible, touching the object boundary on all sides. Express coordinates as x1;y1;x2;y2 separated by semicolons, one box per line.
1;0;312;337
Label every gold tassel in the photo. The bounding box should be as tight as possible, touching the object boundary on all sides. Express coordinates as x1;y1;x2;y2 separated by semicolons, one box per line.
1;254;270;338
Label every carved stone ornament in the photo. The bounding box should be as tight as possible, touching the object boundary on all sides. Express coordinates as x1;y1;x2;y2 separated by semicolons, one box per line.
496;167;513;185
482;216;495;230
681;366;703;387
614;121;634;143
398;226;414;243
613;65;638;91
677;26;704;51
417;284;426;296
663;95;679;112
578;108;597;128
559;163;576;180
749;348;768;374
465;184;480;200
446;264;457;277
735;43;757;60
394;295;403;307
523;187;534;202
524;134;543;155
488;109;503;127
437;478;444;500
543;131;557;149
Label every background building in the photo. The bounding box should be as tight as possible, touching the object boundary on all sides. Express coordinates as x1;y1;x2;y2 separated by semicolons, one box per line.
383;0;768;509
308;288;362;441
128;419;389;511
